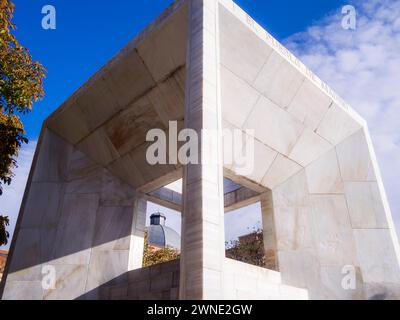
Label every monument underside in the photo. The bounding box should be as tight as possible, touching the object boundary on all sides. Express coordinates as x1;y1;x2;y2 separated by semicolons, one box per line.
1;0;400;300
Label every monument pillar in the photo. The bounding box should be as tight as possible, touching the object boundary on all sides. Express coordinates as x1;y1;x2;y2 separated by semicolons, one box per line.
179;0;226;300
260;192;278;271
128;198;147;271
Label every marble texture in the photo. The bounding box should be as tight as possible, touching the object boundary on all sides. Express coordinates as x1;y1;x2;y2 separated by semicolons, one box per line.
287;78;332;131
136;5;188;82
219;5;273;85
253;51;304;109
316;103;362;146
2;132;145;300
310;195;358;267
305;149;344;194
336;129;376;181
344;182;389;229
220;65;260;128
243;96;304;157
262;154;303;189
223;259;308;300
289;128;333;167
353;229;400;284
105;260;180;300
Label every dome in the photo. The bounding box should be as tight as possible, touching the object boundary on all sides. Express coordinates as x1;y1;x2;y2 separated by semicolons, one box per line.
147;213;181;251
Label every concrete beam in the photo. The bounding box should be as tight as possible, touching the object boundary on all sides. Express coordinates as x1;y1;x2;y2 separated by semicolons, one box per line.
224;168;268;194
224;195;260;213
145;185;260;214
137;167;183;194
144;194;182;213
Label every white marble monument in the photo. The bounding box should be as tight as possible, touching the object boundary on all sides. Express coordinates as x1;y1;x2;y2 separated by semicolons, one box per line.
1;0;400;300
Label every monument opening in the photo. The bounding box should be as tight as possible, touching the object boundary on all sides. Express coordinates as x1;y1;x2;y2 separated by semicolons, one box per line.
142;200;182;268
225;202;265;268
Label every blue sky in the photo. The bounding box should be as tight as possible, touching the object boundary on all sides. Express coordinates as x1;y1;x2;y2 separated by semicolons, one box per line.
2;0;400;249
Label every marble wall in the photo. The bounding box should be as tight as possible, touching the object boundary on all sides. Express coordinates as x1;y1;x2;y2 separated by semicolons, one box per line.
103;260;180;300
218;0;400;300
274;128;400;300
1;129;146;300
222;258;308;300
103;258;308;300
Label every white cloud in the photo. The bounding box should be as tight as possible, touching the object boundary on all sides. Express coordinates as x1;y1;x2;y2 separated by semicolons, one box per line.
284;0;400;234
0;141;37;250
